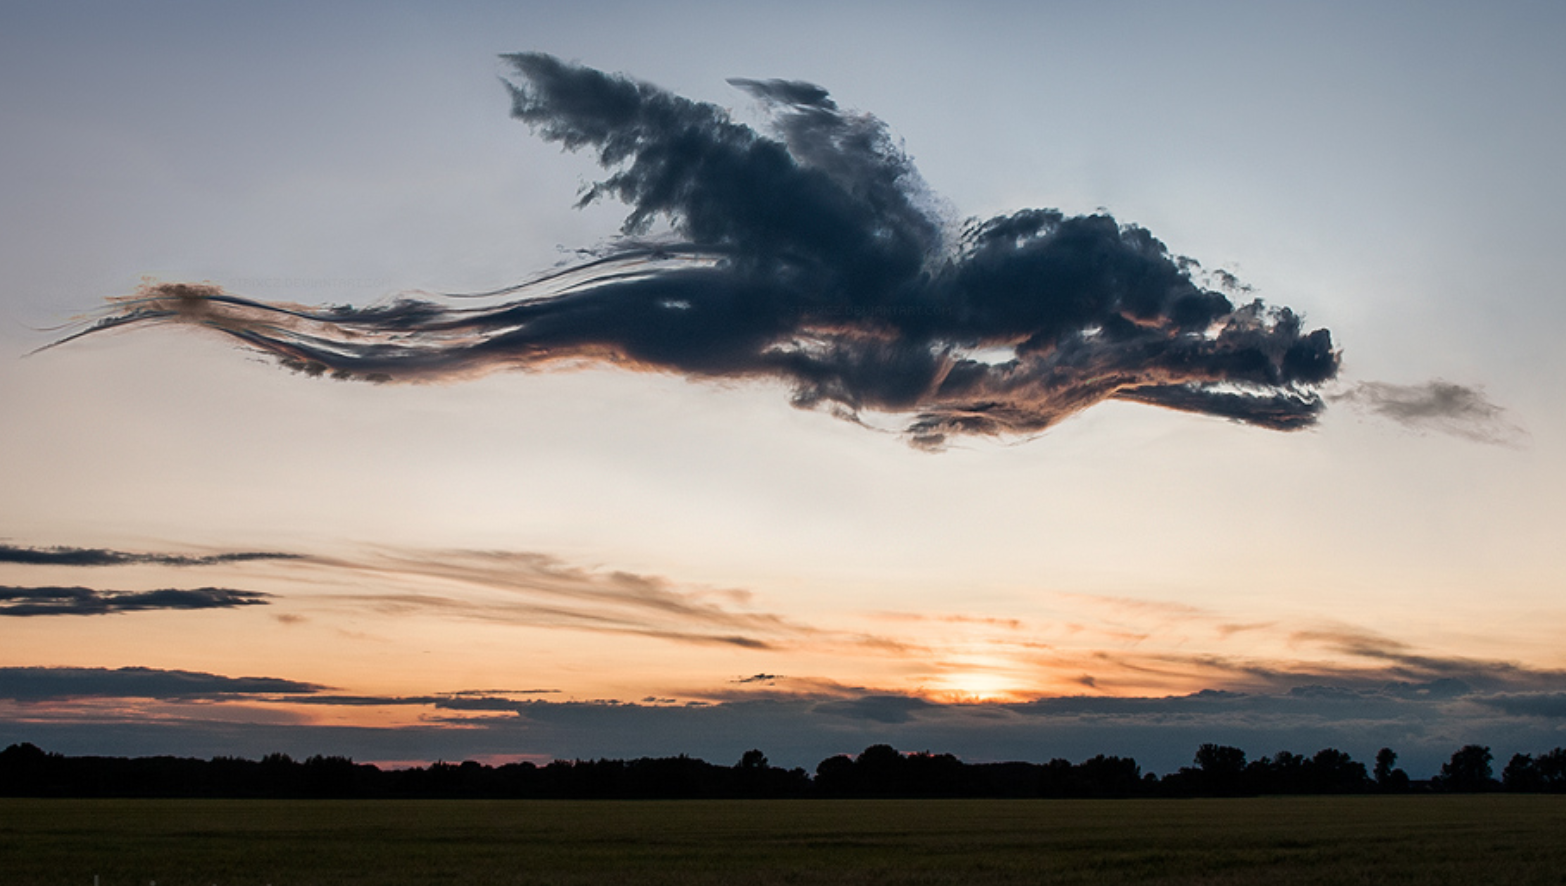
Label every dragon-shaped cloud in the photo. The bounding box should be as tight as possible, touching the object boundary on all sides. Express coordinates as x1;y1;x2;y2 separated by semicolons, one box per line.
52;53;1339;448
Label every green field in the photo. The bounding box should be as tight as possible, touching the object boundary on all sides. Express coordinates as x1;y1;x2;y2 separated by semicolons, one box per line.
2;796;1564;885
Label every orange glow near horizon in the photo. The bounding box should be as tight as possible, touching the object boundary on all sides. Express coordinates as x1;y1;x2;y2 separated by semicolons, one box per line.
921;674;1033;704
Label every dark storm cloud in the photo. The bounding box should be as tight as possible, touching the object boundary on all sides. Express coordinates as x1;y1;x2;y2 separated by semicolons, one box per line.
0;544;298;567
50;54;1338;448
1332;380;1522;444
0;666;321;701
0;585;270;616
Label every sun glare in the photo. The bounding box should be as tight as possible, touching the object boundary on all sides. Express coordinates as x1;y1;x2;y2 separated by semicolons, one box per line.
925;668;1030;703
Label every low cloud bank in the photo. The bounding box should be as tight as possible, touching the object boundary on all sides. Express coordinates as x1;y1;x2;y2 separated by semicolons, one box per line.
5;665;1565;777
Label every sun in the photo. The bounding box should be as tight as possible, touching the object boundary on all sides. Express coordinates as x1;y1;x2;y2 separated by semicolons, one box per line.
925;667;1031;703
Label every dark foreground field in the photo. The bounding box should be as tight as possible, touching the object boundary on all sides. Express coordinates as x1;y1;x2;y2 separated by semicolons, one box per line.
2;796;1564;885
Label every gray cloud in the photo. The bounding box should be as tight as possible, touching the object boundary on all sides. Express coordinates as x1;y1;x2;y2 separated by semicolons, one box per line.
0;666;322;701
50;53;1338;449
1476;693;1566;719
733;673;780;684
0;544;299;567
1332;380;1523;444
0;585;271;616
286;691;560;710
812;694;934;724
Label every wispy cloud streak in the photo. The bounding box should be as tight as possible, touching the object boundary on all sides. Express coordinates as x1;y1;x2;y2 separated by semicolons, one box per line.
49;54;1338;448
0;544;298;567
0;666;320;701
0;586;270;616
297;547;921;654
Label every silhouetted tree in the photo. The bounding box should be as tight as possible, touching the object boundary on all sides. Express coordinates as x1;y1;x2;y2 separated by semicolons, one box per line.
1194;743;1248;795
301;754;361;797
854;744;907;796
1074;755;1143;797
1536;747;1566;792
1036;758;1076;797
733;748;767;796
969;761;1042;797
258;752;303;796
1308;748;1371;793
17;740;1566;799
490;760;540;797
902;751;964;796
1502;753;1541;792
1246;751;1307;794
1239;748;1369;794
1373;747;1395;782
730;749;808;797
813;754;856;796
1373;747;1411;792
624;754;723;797
1437;745;1495;792
0;742;56;794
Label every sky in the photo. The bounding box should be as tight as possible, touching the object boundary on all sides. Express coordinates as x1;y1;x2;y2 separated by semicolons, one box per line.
2;0;1564;777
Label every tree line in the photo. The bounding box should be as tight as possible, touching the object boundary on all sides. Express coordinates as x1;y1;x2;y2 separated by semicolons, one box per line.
3;741;1564;799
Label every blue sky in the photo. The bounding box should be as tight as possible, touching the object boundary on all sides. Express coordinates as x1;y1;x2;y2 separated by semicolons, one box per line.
2;1;1564;775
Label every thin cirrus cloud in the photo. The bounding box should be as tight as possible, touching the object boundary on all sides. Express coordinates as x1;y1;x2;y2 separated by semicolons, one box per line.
307;548;913;654
334;589;779;650
1040;645;1566;700
0;585;271;617
48;53;1340;449
1;538;909;652
1284;627;1562;689
0;538;803;647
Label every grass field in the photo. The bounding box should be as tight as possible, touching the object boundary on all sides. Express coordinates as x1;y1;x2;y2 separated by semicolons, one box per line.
2;796;1564;885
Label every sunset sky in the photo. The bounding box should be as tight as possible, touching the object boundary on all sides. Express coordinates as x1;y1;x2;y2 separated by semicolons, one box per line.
3;1;1564;776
